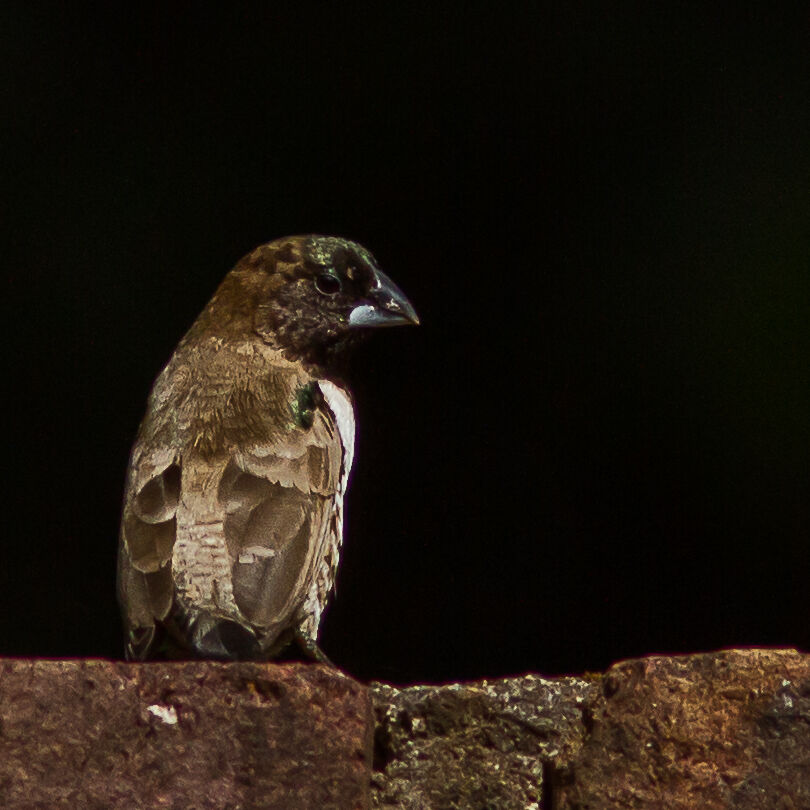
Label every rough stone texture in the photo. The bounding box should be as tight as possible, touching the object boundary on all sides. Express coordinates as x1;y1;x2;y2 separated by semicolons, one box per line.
370;649;810;809
3;650;810;808
554;648;810;809
0;659;372;810
370;674;599;809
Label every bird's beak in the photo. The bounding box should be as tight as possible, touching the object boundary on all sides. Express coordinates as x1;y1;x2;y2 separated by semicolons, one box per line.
349;268;420;328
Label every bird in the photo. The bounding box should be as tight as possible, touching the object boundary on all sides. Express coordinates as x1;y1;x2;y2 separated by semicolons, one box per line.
117;235;418;661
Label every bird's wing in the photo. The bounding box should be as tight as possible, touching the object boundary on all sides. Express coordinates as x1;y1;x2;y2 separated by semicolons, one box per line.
293;379;356;641
117;377;354;659
223;380;353;650
117;444;181;659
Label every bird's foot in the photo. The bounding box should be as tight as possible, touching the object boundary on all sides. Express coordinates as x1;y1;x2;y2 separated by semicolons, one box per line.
293;632;336;666
272;631;336;666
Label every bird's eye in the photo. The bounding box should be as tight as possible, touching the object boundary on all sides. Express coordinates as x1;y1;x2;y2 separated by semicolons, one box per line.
315;273;342;296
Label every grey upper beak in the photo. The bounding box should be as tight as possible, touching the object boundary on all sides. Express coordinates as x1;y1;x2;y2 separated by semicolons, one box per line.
348;268;420;328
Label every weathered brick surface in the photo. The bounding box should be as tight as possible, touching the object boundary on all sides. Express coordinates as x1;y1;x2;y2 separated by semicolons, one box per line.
3;650;810;808
553;649;810;809
0;660;372;810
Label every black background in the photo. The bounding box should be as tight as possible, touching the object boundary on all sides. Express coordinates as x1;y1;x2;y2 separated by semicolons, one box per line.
3;4;809;685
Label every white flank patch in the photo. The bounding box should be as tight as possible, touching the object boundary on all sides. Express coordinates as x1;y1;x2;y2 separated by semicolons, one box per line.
147;704;178;725
317;380;356;494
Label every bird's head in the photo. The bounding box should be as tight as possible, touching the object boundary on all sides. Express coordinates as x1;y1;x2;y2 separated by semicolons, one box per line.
205;235;419;369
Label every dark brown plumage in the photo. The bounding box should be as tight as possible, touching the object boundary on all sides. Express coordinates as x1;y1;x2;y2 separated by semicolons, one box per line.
117;235;418;661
